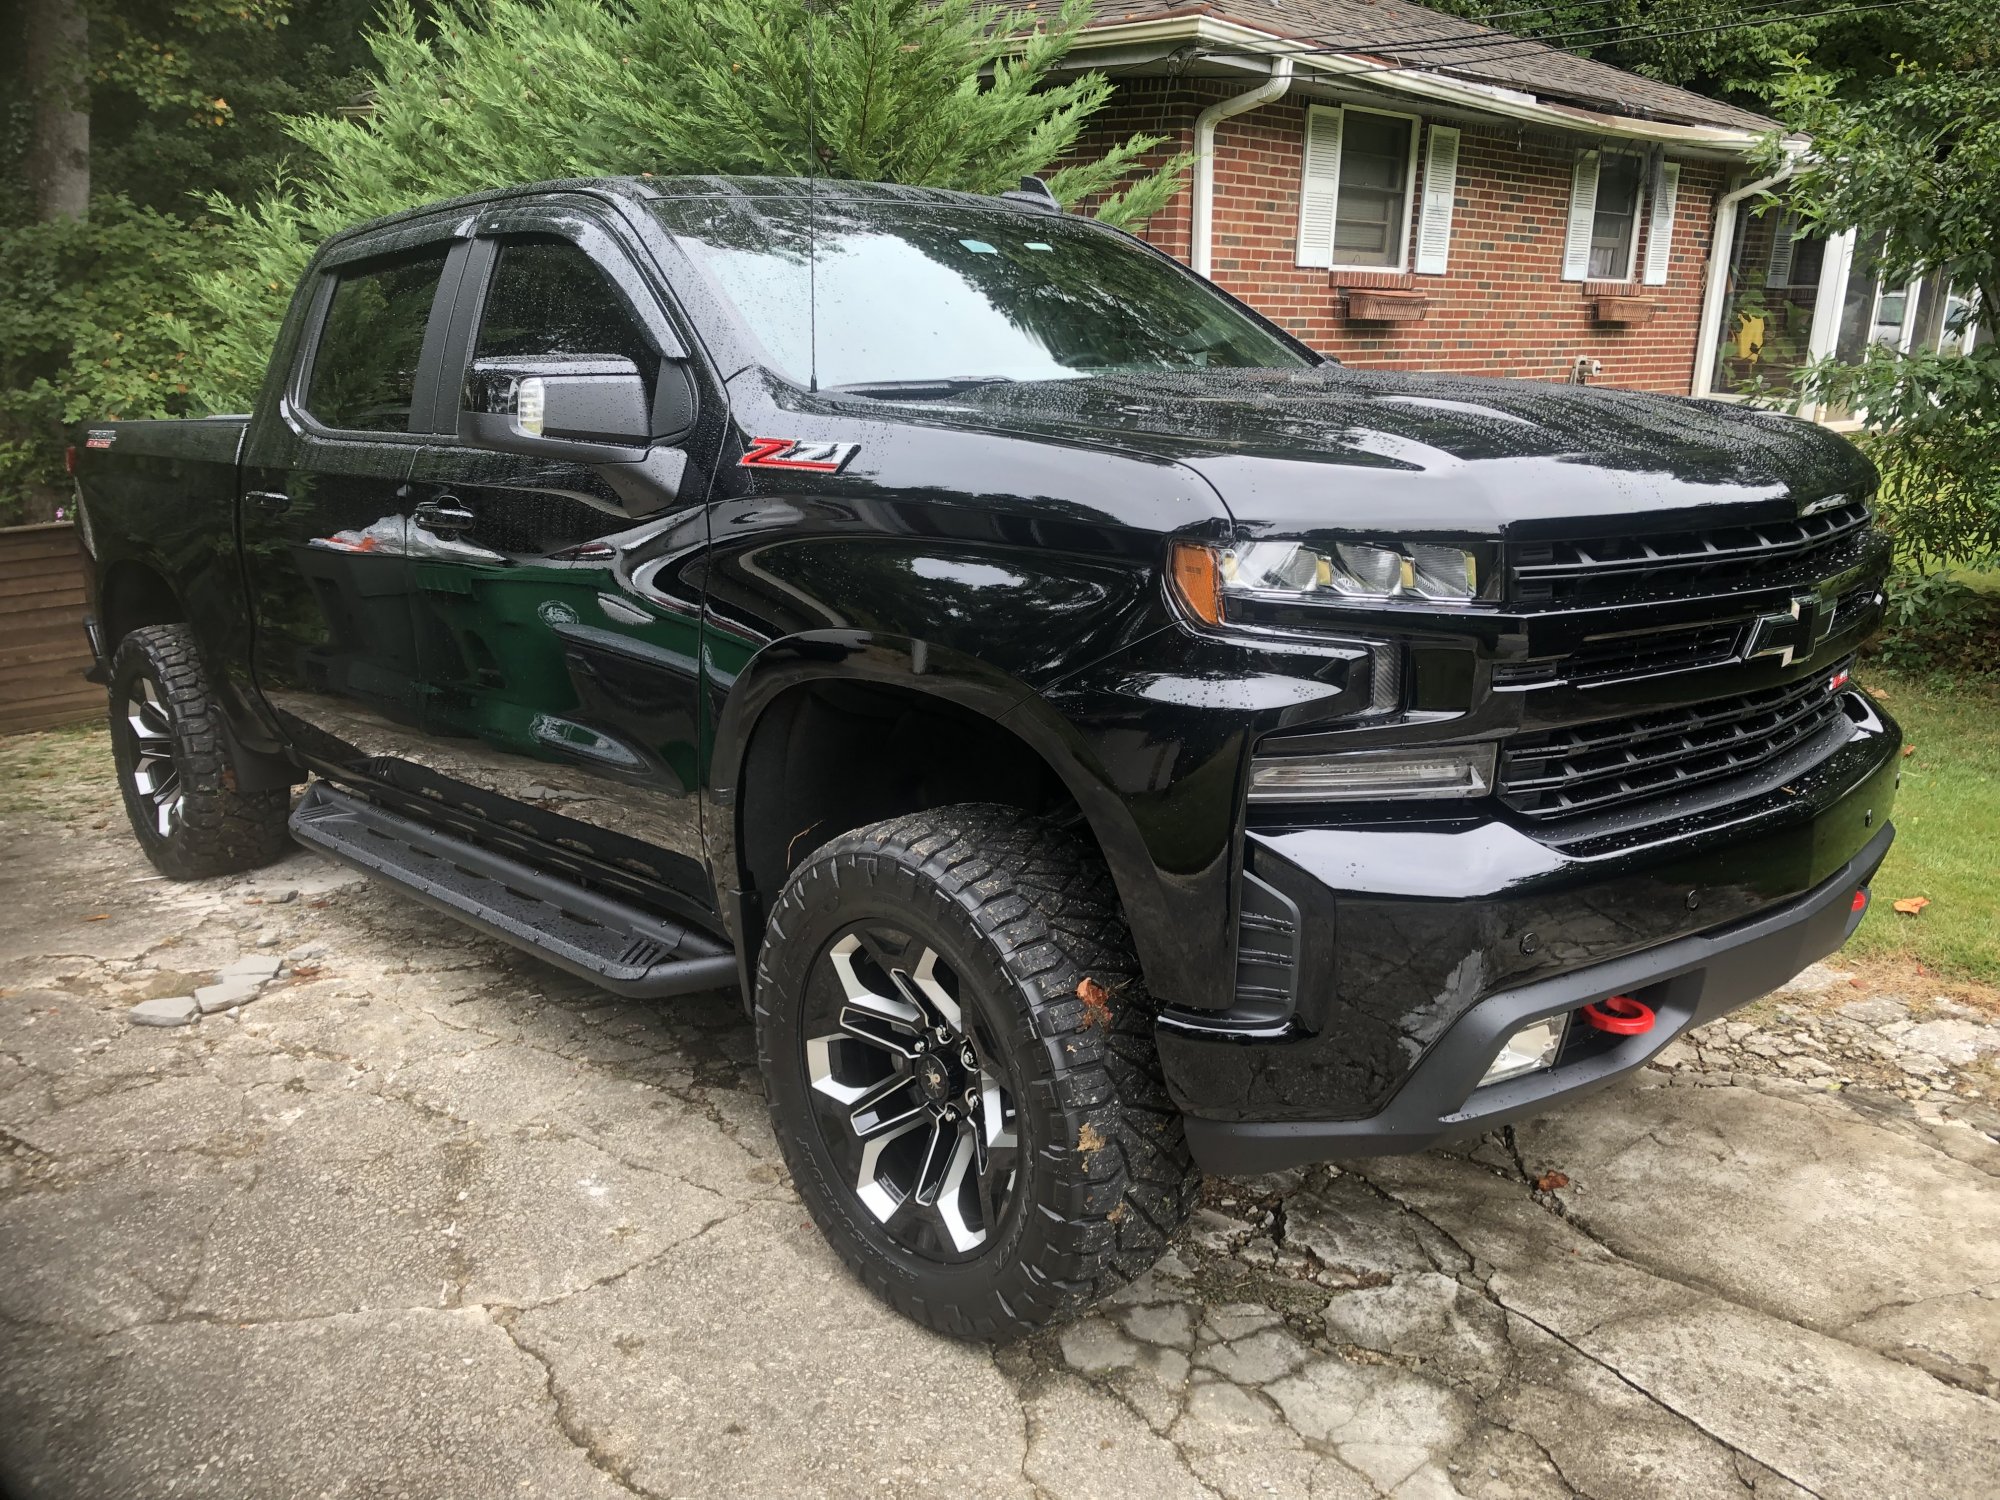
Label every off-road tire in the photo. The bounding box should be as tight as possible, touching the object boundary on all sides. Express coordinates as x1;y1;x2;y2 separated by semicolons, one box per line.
108;624;293;880
755;803;1201;1340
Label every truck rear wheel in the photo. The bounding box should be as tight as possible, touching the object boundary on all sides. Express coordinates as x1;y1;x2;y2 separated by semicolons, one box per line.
108;624;293;880
755;803;1199;1340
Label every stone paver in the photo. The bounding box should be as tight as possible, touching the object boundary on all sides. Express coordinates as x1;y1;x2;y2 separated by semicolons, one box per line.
2;728;1997;1499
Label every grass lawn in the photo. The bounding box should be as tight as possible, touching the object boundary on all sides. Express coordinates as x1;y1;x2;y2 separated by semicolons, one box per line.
1848;668;2000;985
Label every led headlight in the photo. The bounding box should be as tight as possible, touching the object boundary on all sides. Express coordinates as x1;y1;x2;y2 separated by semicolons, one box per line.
1247;743;1495;802
1169;539;1485;624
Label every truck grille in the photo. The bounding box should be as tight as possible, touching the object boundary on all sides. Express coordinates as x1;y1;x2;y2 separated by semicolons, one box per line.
1508;499;1871;607
1497;666;1851;820
1491;583;1881;690
1492;619;1745;689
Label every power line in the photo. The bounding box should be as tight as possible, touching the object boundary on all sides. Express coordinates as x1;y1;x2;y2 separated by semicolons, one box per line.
1193;0;1915;67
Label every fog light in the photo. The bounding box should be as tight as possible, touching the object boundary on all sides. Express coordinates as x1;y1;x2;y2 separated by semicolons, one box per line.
1247;744;1494;802
1480;1015;1567;1087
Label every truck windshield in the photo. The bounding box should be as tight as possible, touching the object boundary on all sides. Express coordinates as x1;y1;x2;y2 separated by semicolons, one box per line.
651;194;1312;390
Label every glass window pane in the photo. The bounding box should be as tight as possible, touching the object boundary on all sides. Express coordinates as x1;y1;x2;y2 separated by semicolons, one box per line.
1334;114;1413;267
305;247;451;433
474;239;655;390
652;197;1309;388
1587;154;1641;280
1707;202;1827;398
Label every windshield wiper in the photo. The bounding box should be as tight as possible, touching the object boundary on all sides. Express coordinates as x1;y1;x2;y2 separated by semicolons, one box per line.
824;376;1017;399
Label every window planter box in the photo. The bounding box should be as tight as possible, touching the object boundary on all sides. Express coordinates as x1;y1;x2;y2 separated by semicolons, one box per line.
1591;296;1656;326
1347;289;1428;322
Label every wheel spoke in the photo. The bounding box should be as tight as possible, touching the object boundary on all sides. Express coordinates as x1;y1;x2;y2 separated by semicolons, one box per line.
853;1115;926;1224
908;947;962;1032
934;1129;985;1252
909;1116;954;1207
849;1074;926;1141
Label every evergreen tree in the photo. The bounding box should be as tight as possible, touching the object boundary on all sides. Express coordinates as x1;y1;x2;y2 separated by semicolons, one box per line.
189;0;1193;409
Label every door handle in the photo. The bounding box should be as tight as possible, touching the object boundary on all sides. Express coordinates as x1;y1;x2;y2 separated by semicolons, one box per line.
413;497;477;535
246;490;293;513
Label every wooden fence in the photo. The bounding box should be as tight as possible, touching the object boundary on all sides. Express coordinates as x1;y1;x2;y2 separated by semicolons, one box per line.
0;522;101;735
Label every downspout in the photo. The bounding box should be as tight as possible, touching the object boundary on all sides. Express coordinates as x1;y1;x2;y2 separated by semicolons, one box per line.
1691;145;1803;400
1191;56;1294;278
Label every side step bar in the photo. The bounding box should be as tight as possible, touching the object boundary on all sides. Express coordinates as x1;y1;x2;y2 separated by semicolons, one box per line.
290;782;739;999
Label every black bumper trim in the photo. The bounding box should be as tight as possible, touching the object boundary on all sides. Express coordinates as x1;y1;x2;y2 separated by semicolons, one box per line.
1182;821;1893;1174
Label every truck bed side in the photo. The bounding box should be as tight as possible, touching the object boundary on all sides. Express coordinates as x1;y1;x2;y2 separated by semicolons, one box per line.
73;415;269;742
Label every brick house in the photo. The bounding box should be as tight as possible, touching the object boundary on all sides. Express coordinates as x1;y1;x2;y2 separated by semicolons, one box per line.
1011;0;1804;399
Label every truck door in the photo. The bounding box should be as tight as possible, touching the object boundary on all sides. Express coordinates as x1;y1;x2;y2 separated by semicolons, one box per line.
240;236;465;782
401;213;716;918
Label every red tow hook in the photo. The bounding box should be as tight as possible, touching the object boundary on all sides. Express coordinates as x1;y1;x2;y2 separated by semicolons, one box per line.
1580;994;1656;1035
1851;888;1870;914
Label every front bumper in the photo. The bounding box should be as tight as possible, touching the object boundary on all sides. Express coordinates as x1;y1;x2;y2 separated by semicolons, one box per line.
1160;692;1901;1173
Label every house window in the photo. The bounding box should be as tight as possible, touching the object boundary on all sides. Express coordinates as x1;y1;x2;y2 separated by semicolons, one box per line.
1296;106;1422;271
1333;111;1416;267
1588;153;1643;280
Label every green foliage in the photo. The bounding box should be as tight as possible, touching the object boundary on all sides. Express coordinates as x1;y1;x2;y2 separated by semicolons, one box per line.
0;198;209;523
1762;0;1998;323
1752;0;2000;676
0;0;384;521
187;0;1192;410
1424;0;1929;114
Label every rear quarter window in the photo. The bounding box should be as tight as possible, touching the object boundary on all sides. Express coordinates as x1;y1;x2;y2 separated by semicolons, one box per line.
303;246;451;432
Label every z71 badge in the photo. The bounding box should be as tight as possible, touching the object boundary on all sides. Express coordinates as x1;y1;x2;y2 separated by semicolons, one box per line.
738;437;860;474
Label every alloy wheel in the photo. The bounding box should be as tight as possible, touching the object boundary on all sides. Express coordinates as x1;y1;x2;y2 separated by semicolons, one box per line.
803;925;1020;1262
123;676;183;838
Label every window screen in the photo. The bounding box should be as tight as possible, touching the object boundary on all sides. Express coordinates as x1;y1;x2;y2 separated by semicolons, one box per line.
1588;155;1643;280
474;238;655;386
1334;113;1415;268
305;246;451;432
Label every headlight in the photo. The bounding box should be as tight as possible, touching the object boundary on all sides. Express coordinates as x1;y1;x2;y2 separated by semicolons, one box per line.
1247;744;1495;802
1168;539;1485;625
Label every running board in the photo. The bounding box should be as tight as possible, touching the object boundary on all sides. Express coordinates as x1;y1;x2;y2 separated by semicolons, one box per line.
290;781;738;999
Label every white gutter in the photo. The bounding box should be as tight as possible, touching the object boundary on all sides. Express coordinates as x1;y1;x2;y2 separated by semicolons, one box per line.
1690;146;1805;400
1192;55;1294;276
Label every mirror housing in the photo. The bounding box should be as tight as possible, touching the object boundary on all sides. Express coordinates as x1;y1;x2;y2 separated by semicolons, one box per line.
460;355;651;460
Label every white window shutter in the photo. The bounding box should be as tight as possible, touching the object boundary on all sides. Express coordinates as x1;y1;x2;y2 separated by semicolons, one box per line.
1413;125;1460;276
1642;161;1680;285
1295;106;1343;269
1767;209;1797;286
1561;150;1599;282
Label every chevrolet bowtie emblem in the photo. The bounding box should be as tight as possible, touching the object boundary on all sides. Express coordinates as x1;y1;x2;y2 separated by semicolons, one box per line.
1743;592;1836;667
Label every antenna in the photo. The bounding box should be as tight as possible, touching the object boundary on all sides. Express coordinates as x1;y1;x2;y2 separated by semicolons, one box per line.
805;1;821;393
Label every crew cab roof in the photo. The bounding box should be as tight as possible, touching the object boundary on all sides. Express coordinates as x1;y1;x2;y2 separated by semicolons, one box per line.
316;175;1049;256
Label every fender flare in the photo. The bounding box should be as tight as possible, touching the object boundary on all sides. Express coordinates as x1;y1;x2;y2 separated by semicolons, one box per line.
706;628;1171;983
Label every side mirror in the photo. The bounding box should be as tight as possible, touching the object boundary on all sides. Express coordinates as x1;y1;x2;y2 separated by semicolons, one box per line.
460;355;651;460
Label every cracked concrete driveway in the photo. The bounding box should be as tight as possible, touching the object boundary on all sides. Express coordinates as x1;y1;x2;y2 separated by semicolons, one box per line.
3;728;1998;1500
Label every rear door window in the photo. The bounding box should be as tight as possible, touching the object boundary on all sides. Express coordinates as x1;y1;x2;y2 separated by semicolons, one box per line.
304;246;452;433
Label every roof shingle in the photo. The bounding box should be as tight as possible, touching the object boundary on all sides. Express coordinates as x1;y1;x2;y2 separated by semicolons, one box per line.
1010;0;1780;134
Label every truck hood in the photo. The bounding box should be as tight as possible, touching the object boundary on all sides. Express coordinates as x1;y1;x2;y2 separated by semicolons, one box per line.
928;367;1874;537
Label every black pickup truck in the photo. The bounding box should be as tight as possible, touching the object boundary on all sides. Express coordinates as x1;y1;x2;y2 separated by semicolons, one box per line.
70;175;1900;1339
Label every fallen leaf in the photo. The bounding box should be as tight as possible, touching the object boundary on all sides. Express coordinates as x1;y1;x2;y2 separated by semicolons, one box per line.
1871;686;1891;700
1077;1123;1106;1153
1535;1169;1570;1193
1075;976;1113;1030
1892;897;1930;916
1901;745;1916;758
84;914;108;922
289;964;323;980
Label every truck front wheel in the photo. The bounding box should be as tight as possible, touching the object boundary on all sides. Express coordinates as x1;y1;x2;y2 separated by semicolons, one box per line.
108;624;293;880
755;803;1199;1340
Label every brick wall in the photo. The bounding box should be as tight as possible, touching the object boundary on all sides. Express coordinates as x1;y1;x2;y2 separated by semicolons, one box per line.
1068;79;1730;395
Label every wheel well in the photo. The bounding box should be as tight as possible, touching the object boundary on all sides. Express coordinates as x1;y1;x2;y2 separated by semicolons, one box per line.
737;679;1086;932
100;562;185;650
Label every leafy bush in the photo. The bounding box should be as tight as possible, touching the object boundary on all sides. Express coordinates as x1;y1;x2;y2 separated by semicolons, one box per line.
0;200;212;525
